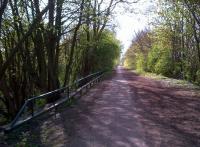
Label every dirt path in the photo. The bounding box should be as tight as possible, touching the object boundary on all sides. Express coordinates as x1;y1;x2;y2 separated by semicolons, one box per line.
3;67;200;147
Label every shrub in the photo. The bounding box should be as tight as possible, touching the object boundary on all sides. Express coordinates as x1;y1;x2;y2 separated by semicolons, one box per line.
195;70;200;85
136;54;146;72
147;46;160;72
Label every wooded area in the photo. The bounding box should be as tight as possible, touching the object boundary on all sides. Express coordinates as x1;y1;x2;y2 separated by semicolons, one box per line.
0;0;128;124
124;0;200;84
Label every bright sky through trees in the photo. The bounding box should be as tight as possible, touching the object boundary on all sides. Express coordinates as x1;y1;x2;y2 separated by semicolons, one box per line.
40;0;156;55
115;0;157;54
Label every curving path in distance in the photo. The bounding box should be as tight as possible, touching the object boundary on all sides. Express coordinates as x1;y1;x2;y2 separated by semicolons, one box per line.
3;66;200;147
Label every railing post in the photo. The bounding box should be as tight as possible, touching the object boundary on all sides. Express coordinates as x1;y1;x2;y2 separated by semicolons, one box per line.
91;81;93;86
80;89;82;96
31;100;34;117
67;86;70;98
5;71;104;132
54;98;57;118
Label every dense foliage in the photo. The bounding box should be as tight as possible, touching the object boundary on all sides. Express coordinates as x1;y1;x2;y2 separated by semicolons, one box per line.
124;0;200;84
0;0;126;124
91;31;121;71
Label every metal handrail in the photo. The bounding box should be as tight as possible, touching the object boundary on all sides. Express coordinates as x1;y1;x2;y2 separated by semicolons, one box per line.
4;71;104;132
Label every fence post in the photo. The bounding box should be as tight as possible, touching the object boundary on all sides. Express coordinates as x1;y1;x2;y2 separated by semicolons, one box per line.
96;78;98;84
31;100;34;117
5;71;104;132
54;98;57;118
67;86;70;98
80;88;83;96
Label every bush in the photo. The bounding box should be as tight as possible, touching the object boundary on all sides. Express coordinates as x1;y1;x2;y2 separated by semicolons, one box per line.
124;57;136;69
147;47;160;72
147;45;173;76
172;62;183;78
136;54;146;72
195;70;200;85
92;31;121;71
154;49;173;76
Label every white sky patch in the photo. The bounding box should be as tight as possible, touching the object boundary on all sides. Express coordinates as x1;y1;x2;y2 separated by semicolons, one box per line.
115;14;149;53
114;0;157;55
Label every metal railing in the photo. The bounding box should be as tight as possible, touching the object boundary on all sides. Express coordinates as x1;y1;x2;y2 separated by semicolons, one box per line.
3;71;104;132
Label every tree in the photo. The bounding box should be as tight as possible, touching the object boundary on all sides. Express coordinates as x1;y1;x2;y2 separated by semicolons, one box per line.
0;0;129;123
124;0;200;83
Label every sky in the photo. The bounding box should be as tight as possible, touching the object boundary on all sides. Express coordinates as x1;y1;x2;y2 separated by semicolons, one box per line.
114;0;157;55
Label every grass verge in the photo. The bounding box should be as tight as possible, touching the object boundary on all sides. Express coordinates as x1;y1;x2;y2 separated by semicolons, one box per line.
133;70;200;90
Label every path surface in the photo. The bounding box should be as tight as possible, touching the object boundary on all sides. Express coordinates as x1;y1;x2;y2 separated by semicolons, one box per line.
3;67;200;147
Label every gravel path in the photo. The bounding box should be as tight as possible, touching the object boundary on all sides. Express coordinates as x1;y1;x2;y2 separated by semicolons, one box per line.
3;67;200;147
